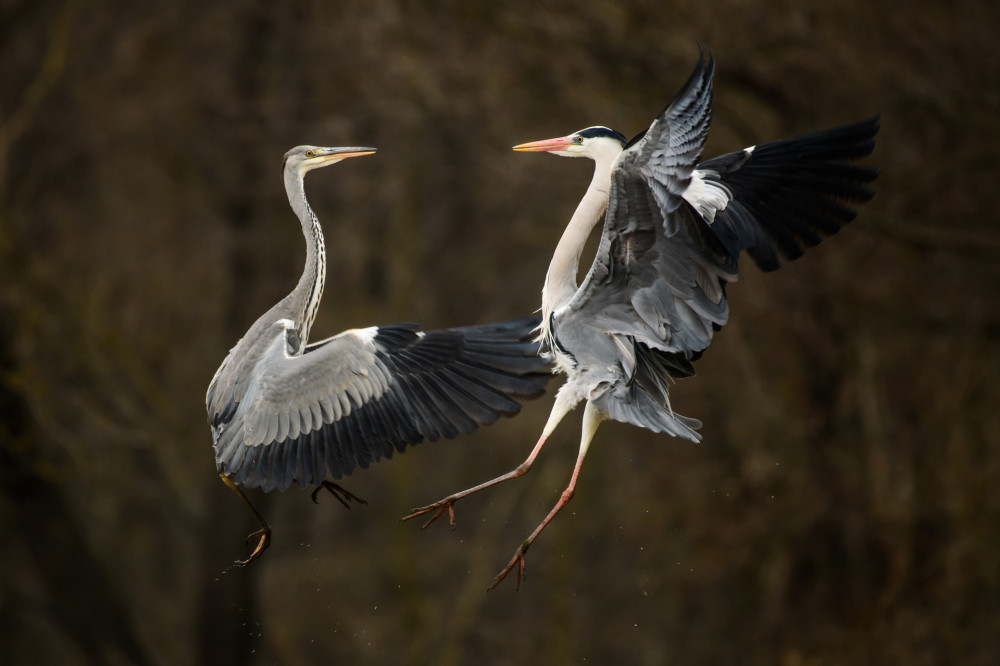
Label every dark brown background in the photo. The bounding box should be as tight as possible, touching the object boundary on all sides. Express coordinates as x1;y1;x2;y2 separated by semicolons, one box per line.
2;1;998;664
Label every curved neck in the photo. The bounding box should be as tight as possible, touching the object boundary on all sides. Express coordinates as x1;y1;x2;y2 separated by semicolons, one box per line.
541;152;618;318
284;168;326;344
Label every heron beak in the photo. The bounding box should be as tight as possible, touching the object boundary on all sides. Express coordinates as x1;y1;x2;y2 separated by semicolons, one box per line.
512;136;576;152
317;146;377;162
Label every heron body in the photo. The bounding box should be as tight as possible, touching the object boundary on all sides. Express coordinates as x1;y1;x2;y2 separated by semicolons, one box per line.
208;146;550;563
406;54;880;590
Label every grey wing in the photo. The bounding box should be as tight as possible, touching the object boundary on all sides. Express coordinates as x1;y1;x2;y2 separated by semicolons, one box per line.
569;52;727;360
571;55;880;360
212;316;549;491
563;55;878;437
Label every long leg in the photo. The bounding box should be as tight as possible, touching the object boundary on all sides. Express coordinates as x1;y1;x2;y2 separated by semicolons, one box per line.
220;474;271;565
489;401;603;591
403;389;578;529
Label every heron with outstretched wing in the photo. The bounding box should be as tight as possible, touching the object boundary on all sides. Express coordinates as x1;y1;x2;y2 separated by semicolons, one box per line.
406;54;880;590
208;146;550;564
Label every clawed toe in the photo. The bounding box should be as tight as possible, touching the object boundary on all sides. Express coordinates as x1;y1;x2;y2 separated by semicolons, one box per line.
488;546;527;591
404;500;457;529
236;526;271;566
312;481;367;509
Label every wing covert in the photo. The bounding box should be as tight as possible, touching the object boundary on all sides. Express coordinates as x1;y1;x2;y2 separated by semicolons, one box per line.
212;317;549;491
566;53;729;360
564;57;878;363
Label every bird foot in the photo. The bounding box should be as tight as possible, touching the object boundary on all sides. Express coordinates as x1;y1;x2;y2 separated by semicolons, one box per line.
311;481;367;509
236;526;271;566
402;499;458;530
488;544;528;591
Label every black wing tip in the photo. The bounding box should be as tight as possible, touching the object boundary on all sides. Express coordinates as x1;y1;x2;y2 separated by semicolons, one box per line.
432;315;542;341
853;113;881;138
783;114;881;163
687;43;716;79
695;45;716;76
481;315;544;337
624;49;717;151
701;111;881;272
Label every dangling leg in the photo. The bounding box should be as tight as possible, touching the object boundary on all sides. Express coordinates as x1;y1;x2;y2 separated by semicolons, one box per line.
488;401;603;591
403;390;579;529
311;480;368;509
220;474;271;565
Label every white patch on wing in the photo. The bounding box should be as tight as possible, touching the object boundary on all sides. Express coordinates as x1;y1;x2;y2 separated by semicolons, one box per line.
351;326;380;347
684;171;733;224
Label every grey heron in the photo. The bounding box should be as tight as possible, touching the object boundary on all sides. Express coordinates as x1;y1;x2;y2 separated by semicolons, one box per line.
405;54;880;590
207;145;550;564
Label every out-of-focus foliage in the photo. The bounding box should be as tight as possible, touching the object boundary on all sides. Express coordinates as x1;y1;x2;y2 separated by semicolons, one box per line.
1;1;998;664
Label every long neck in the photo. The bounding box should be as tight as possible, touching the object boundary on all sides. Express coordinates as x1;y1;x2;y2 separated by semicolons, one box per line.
284;168;326;344
541;153;617;319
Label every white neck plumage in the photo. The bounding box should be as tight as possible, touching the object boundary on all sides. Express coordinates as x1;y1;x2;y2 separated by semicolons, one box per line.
285;169;326;346
540;148;620;325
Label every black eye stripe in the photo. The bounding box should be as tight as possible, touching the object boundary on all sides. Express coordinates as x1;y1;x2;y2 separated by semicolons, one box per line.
575;127;621;139
575;126;627;145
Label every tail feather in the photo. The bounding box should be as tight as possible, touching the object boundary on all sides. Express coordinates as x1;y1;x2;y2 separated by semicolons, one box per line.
598;385;702;442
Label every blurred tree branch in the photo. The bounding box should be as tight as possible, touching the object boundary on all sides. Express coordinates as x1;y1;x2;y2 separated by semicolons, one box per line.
0;0;77;207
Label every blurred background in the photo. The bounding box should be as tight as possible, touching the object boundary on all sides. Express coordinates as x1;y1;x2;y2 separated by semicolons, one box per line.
2;1;998;664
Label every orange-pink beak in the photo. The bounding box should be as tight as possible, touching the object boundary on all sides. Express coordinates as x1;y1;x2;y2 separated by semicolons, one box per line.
512;135;576;152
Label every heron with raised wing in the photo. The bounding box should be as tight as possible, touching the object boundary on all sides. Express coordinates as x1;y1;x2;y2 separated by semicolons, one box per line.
405;54;880;590
207;145;550;564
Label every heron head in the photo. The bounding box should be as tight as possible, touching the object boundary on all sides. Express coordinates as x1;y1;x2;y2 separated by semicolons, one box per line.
513;126;627;159
282;145;376;176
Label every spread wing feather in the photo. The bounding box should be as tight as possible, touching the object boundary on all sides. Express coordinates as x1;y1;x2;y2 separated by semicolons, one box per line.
690;115;879;271
210;316;549;491
557;54;878;437
567;55;879;363
567;53;728;360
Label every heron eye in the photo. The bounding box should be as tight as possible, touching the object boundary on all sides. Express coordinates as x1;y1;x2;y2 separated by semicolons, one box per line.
305;150;315;158
573;136;583;144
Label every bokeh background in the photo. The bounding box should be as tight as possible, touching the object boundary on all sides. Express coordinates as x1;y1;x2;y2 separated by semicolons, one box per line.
2;1;998;664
